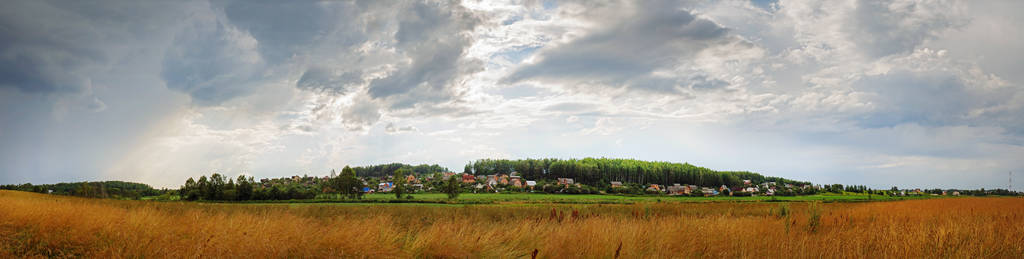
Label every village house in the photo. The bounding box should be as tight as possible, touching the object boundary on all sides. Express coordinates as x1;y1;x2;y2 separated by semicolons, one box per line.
525;181;537;190
952;191;960;196
743;180;752;186
486;175;498;186
700;187;718;196
378;182;393;192
406;174;418;184
499;174;510;185
557;178;575;187
646;184;662;193
610;181;623;188
511;178;523;188
667;184;687;195
462;174;476;183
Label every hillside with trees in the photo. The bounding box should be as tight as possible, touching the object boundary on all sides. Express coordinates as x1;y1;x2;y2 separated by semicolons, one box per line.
351;163;448;178
0;181;162;199
464;158;808;188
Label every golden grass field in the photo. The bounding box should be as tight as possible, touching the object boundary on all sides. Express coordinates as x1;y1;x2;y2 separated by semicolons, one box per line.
1;190;1023;258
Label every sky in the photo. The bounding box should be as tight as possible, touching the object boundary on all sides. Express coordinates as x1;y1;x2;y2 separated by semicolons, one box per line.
1;0;1022;190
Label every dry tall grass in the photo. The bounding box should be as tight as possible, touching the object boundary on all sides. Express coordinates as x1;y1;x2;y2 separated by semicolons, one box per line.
1;190;1022;258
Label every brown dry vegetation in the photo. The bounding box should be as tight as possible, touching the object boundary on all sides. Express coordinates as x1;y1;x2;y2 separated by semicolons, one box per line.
1;190;1023;258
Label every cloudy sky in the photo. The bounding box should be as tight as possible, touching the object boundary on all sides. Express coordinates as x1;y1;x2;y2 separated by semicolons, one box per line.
1;0;1022;190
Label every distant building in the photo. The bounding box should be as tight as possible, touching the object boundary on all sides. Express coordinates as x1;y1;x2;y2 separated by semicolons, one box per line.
667;184;687;195
557;178;575;186
646;184;662;192
462;174;476;183
610;181;623;188
525;181;537;189
700;187;718;196
378;182;393;192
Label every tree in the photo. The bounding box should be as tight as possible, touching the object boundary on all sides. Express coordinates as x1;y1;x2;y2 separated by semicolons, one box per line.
441;173;462;199
209;173;226;200
183;177;200;201
333;166;364;199
236;175;253;201
393;168;410;199
76;182;95;198
197;176;210;200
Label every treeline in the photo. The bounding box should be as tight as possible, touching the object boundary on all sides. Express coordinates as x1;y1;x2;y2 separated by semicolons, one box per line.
179;173;319;201
351;163;448;178
464;158;809;188
0;181;162;199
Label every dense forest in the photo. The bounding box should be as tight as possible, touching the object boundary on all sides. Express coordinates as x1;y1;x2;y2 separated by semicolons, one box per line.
352;163;448;178
0;181;162;199
464;158;810;188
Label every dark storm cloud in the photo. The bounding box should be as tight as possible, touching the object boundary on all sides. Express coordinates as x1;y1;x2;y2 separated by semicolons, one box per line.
208;0;484;116
367;1;482;108
502;0;734;93
161;21;265;105
216;0;372;63
0;1;180;94
220;1;331;63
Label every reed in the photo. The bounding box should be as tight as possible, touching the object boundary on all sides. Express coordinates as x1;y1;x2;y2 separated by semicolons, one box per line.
1;190;1022;258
